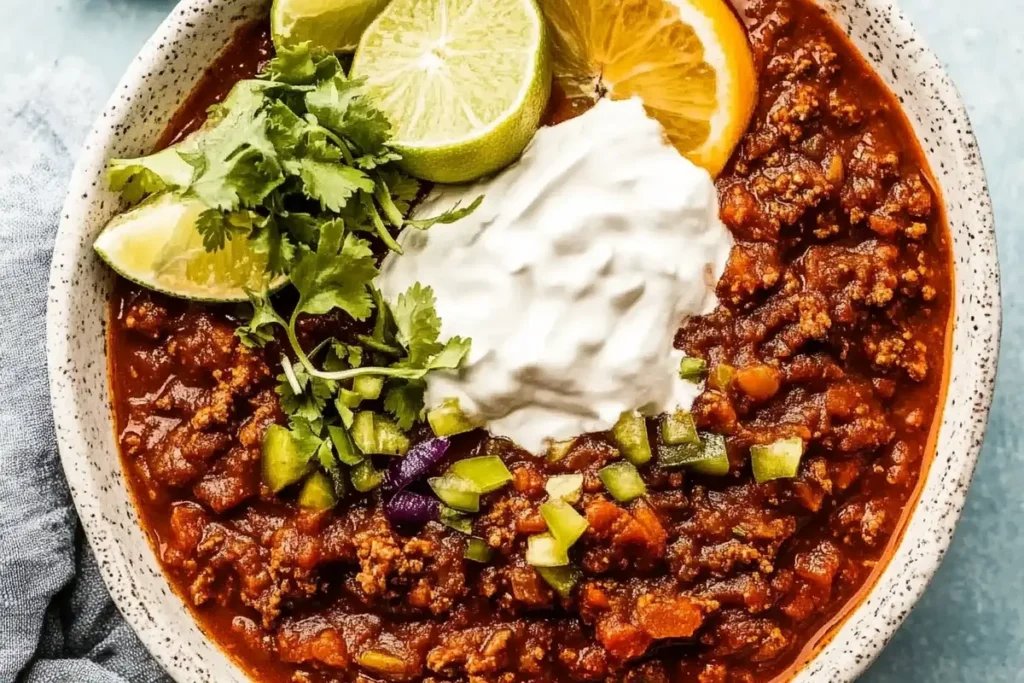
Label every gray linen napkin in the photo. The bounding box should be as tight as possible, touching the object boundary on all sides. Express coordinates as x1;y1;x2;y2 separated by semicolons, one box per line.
0;58;171;683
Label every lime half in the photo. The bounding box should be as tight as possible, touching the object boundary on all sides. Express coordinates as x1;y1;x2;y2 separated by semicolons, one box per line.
93;194;286;302
351;0;550;184
271;0;392;52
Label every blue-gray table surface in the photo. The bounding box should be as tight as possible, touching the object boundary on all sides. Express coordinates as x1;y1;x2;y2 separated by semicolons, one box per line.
6;0;1021;680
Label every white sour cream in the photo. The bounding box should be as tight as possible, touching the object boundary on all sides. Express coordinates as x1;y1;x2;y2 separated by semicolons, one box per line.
379;98;732;453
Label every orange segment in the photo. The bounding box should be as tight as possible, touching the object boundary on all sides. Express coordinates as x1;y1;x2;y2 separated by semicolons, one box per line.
541;0;756;175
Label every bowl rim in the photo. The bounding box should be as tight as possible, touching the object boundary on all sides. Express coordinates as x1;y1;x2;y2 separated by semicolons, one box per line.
46;0;1001;681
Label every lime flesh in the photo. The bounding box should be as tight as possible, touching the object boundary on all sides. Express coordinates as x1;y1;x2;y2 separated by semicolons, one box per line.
351;0;550;184
93;193;285;302
271;0;392;52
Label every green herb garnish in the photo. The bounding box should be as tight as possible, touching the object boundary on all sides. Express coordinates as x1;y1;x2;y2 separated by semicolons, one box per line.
106;43;480;507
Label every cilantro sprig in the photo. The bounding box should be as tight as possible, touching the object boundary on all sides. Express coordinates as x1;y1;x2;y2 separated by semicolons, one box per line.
106;42;481;503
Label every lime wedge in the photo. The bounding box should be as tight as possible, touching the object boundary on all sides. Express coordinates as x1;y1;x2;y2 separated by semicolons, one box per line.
271;0;391;52
351;0;550;184
93;193;285;302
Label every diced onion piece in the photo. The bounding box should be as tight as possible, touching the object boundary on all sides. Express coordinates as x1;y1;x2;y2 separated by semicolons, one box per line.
526;533;569;567
351;411;410;456
297;471;338;510
689;433;730;476
545;474;584;504
428;474;482;512
540;500;589;547
261;424;311;493
440;505;474;534
661;411;699;446
678;356;708;382
536;565;581;597
427;398;481;437
383;437;451;493
449;455;513;493
464;537;493;563
352;375;383;400
598;462;647;502
750;437;805;483
328;425;364;466
611;411;653;466
708;363;736;391
350;461;384;493
357;650;407;675
385;490;440;525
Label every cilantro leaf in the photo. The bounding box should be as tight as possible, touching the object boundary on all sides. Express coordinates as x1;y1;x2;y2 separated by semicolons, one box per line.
392;283;442;365
290;220;378;320
107;148;195;205
260;42;342;86
384;380;426;431
290;158;373;212
249;216;296;277
236;287;283;349
288;418;326;460
277;360;337;429
305;76;392;155
261;42;320;85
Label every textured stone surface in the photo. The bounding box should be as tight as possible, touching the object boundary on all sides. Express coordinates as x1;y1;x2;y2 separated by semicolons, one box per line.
5;0;1020;680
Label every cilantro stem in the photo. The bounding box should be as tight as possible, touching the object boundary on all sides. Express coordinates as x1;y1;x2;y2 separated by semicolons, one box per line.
374;176;405;229
370;285;388;343
286;309;320;379
280;355;303;395
356;334;402;356
362;195;403;254
304;365;428;381
311;123;356;166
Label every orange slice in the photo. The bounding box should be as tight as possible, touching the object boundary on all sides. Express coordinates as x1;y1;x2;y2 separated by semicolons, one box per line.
541;0;756;175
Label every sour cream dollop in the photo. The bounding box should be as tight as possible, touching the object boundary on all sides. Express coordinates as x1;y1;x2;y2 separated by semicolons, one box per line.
379;98;732;453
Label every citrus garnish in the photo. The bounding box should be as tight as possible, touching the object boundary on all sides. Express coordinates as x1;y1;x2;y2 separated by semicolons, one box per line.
540;0;756;175
93;194;285;302
351;0;551;184
271;0;391;52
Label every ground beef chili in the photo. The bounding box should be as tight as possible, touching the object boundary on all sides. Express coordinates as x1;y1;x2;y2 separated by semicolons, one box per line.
108;2;953;681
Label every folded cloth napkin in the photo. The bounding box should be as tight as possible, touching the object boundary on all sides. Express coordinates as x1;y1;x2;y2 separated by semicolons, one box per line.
0;59;171;683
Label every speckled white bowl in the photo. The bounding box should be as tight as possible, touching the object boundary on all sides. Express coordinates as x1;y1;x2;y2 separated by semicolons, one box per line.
46;0;999;681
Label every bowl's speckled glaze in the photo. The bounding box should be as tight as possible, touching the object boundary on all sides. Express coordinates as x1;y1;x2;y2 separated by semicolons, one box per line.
45;1;999;681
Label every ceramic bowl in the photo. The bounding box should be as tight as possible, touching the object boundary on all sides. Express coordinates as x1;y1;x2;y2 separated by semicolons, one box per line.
46;0;1000;681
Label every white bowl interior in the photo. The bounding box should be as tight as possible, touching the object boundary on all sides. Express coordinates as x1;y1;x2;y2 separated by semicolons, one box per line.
46;1;998;682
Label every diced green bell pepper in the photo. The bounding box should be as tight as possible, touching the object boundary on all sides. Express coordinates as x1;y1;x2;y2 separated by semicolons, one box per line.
351;411;409;456
536;565;581;597
598;461;647;502
328;425;364;466
525;532;569;567
352;375;383;401
464;537;493;563
661;410;699;445
751;437;804;483
440;505;473;534
427;398;480;437
449;455;512;493
350;460;384;493
428;474;482;512
297;471;337;510
540;500;589;547
261;424;310;493
678;356;708;382
611;411;653;465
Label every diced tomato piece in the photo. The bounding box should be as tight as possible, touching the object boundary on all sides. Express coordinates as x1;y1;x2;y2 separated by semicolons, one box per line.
634;594;705;639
